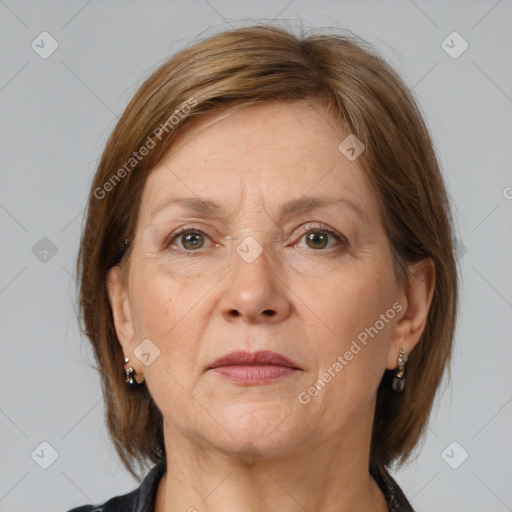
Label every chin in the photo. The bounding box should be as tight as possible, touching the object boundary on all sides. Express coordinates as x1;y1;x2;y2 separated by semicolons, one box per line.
203;401;302;456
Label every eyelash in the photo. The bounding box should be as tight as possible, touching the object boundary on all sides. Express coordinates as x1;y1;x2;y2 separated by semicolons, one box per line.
164;224;348;255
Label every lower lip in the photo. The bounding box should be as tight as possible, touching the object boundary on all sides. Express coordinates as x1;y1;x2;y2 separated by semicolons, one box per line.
211;365;299;384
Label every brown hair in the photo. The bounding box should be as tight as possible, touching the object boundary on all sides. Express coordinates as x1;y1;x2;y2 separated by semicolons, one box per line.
76;24;458;480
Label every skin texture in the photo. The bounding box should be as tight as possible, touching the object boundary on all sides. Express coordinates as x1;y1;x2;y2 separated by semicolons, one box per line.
108;100;435;512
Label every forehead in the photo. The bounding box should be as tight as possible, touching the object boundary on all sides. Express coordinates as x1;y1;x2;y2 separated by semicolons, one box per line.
137;101;381;225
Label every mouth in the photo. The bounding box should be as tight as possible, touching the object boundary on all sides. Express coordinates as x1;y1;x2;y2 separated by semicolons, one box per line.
207;350;302;385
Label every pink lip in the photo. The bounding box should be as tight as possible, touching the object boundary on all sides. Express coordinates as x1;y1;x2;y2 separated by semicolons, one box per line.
208;350;301;385
209;350;300;369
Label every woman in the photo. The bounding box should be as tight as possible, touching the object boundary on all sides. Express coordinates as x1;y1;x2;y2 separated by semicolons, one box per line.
70;24;458;512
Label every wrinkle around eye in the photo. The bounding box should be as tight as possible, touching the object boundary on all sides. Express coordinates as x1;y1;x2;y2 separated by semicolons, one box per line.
160;224;350;259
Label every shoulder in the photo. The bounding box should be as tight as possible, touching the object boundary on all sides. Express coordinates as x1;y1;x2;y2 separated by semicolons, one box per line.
64;461;167;512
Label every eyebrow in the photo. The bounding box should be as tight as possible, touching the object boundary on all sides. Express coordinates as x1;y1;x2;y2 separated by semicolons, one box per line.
149;195;367;223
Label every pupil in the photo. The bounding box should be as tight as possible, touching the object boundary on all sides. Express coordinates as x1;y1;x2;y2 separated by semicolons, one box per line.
184;233;203;249
307;232;327;249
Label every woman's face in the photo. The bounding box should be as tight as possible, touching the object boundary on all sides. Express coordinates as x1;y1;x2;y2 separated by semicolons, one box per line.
110;100;409;460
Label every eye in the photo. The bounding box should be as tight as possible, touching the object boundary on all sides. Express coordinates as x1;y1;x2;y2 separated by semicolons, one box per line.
164;224;347;254
294;224;348;251
166;227;212;252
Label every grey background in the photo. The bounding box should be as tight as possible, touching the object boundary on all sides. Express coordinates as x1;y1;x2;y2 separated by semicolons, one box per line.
1;1;511;511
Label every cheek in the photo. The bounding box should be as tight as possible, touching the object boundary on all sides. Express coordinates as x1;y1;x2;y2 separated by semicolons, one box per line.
129;257;203;339
302;260;395;381
294;274;394;432
128;260;215;379
130;271;174;339
307;261;394;335
129;265;206;422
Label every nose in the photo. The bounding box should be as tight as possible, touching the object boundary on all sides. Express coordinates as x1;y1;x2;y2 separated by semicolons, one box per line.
219;238;291;324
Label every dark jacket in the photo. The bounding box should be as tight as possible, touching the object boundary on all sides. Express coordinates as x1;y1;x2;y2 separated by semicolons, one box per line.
67;460;415;512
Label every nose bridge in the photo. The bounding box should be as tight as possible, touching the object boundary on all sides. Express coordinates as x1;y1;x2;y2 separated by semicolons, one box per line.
219;230;290;323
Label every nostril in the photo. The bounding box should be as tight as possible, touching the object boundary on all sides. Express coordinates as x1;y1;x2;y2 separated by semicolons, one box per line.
263;310;276;316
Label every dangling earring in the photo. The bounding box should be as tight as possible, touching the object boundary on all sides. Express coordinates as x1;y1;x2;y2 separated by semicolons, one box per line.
392;348;408;392
124;356;144;387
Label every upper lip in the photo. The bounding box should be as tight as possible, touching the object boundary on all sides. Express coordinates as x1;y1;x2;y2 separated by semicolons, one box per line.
208;350;301;370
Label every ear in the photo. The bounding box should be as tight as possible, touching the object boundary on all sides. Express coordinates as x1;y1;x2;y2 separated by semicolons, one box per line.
387;257;436;370
106;265;136;354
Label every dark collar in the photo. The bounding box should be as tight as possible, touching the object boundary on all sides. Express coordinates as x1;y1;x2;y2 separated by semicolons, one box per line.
69;459;415;512
370;462;416;512
68;461;167;512
131;461;167;512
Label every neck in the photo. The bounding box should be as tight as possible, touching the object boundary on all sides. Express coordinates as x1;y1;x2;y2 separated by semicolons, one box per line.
155;406;388;512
